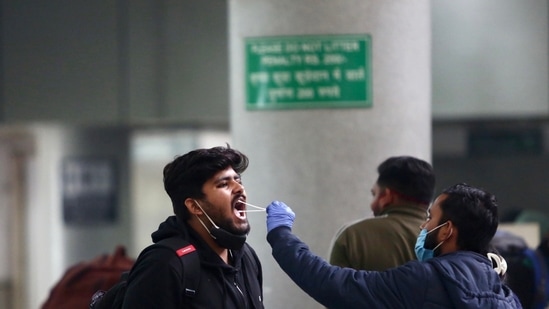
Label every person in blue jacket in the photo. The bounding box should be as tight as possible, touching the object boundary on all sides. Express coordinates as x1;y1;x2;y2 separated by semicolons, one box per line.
266;183;522;309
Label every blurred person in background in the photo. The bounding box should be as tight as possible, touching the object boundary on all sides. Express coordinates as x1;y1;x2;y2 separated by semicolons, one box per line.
329;156;435;271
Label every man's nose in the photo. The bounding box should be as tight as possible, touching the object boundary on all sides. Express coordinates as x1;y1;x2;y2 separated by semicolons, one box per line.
233;181;244;192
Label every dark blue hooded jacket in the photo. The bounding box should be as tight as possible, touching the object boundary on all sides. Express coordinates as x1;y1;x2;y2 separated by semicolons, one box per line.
268;226;522;309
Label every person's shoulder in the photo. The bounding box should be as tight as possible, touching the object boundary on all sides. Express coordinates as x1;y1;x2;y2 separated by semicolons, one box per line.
137;237;200;265
334;216;388;237
425;251;488;277
134;244;178;267
350;215;392;228
395;258;435;279
126;244;183;287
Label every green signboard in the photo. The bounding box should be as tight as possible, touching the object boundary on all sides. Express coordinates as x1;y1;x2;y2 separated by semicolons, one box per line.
245;34;372;110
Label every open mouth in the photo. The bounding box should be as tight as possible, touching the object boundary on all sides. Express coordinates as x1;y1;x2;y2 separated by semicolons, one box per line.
233;199;247;219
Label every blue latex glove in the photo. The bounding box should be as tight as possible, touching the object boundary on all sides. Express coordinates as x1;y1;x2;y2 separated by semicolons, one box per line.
266;201;296;233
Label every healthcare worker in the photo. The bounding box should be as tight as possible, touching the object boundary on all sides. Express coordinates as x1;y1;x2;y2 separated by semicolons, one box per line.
266;183;522;309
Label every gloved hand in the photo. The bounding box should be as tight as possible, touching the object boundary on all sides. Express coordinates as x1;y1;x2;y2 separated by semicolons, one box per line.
266;201;296;233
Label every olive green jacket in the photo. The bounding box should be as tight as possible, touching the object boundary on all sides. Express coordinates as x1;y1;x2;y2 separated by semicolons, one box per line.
328;203;427;271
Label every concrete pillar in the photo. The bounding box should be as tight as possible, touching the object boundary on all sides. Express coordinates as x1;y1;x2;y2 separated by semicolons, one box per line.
229;1;431;308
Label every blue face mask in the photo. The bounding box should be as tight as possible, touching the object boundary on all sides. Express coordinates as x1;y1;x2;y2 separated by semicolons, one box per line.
414;221;449;262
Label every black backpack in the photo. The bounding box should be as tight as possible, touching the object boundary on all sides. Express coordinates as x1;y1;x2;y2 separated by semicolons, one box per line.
491;230;549;309
89;236;200;309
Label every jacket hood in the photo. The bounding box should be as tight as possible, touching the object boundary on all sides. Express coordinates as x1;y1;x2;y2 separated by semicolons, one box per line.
151;216;185;243
429;251;520;308
150;216;246;268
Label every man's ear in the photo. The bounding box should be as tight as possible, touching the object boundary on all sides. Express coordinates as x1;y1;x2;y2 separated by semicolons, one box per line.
379;187;395;207
184;198;203;215
441;221;455;240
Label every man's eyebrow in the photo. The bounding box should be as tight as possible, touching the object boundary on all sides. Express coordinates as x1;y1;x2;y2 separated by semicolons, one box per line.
214;176;230;183
214;174;241;183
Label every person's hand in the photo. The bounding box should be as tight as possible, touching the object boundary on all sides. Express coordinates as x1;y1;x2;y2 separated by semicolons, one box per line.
266;201;296;233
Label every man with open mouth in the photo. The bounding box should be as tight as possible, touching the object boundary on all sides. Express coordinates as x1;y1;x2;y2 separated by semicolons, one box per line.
121;145;264;309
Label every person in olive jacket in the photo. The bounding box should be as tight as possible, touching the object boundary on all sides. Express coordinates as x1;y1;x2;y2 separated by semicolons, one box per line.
329;156;435;271
266;183;522;309
123;146;264;309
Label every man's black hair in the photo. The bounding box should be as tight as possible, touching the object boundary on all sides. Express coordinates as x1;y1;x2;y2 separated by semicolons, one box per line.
376;156;435;205
163;145;249;220
439;183;499;255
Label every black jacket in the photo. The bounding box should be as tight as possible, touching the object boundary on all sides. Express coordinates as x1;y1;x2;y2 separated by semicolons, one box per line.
123;216;264;309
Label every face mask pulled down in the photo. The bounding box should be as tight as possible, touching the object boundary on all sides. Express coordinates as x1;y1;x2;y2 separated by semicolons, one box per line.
414;221;450;262
194;200;247;250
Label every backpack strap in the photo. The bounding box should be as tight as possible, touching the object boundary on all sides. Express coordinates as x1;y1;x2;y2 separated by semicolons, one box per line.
155;236;201;299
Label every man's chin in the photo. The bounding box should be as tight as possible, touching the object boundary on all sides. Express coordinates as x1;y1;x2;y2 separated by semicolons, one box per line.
234;224;251;236
222;222;250;236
